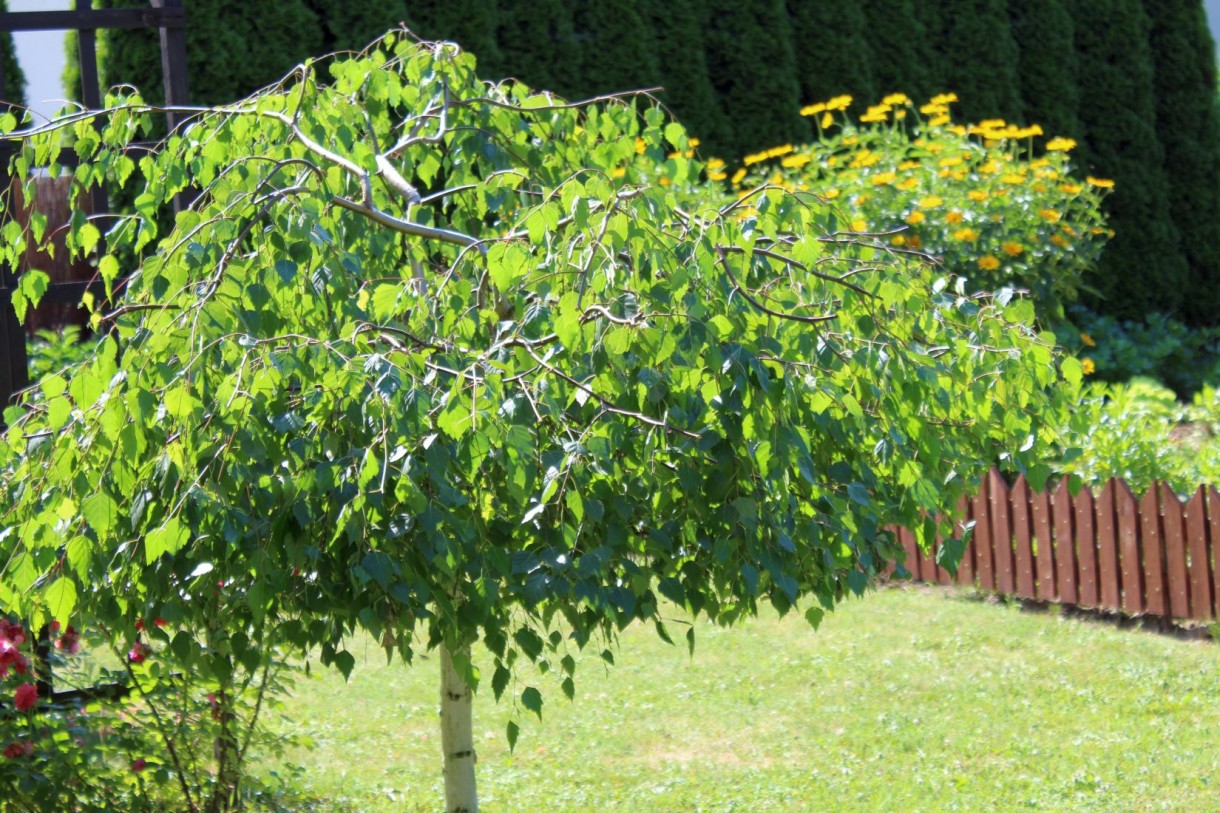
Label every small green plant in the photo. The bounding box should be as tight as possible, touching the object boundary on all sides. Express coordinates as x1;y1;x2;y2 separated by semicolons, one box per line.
26;326;102;382
1059;378;1220;495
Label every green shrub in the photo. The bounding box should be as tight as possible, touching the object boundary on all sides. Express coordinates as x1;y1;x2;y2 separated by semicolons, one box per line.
1060;378;1220;495
1067;305;1220;398
26;327;101;382
727;93;1111;325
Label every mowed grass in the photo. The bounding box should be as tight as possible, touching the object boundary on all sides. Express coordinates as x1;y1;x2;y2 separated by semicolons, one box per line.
258;586;1220;812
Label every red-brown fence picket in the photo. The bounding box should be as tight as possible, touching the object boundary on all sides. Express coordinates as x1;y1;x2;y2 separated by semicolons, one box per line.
895;469;1220;623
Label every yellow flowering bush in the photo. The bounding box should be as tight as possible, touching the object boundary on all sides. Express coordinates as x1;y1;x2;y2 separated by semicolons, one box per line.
724;94;1113;324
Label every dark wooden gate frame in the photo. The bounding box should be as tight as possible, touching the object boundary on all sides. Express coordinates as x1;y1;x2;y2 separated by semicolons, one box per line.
0;0;188;707
0;0;188;431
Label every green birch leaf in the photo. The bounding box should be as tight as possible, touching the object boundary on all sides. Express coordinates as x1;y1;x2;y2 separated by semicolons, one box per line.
521;686;543;720
44;578;77;627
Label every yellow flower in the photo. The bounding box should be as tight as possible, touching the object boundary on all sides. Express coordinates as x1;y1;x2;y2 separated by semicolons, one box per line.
1050;233;1070;249
822;189;840;200
898;160;921;170
1002;241;1024;257
938;156;963;168
953;227;980;242
980;160;1001;175
860;108;890;124
967;189;989;201
897;177;920;191
731;168;747;185
920;195;943;209
1081;333;1096;347
921;102;947;115
821;112;834;129
946;211;963;224
882;92;912;106
634;137;647;154
1038;208;1061;222
930;92;959;106
689;138;700;148
905;211;926;225
978;255;1001;271
743;151;766;166
767;144;795;159
1086;176;1115;189
926;142;946;154
611;167;626;178
659;176;672;186
1002;173;1026;185
706;158;726;170
781;153;812;169
800;102;827;117
708;171;727;181
851;218;869;232
826;94;853;111
1081;357;1096;375
891;235;907;246
850;150;880;168
871;171;898;185
1045;137;1077;152
1060;182;1084;194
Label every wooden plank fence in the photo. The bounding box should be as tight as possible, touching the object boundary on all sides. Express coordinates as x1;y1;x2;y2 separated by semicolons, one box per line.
898;469;1220;623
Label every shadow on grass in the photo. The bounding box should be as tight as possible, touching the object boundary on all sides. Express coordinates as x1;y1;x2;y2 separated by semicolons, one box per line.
888;581;1217;643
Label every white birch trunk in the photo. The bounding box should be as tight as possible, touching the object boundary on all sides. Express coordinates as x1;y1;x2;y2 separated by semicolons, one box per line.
440;644;478;813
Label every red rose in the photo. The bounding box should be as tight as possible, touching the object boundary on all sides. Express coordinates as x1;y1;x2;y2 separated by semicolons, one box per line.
128;642;149;664
3;741;27;759
13;683;37;712
131;757;147;772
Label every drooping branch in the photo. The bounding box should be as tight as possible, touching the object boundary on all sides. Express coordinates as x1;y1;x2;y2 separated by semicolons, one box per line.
714;248;837;325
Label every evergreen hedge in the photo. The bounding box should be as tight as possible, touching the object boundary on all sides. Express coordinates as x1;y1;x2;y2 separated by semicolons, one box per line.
920;0;1023;124
786;1;877;109
1008;0;1082;141
1068;0;1187;319
1144;0;1220;326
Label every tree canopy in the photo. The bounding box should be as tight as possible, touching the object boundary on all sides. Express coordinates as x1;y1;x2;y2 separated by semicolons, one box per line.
2;31;1076;811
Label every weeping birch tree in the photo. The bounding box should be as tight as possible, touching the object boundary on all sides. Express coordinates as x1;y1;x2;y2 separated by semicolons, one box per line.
0;32;1077;813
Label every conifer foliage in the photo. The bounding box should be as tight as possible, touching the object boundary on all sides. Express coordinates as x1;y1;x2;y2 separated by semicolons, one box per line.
1143;0;1220;325
1067;0;1187;319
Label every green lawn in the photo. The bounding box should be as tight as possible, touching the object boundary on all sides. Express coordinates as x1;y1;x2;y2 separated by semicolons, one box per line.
260;586;1220;811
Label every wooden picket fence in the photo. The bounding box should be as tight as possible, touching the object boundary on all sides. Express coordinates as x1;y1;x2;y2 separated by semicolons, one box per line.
897;468;1220;623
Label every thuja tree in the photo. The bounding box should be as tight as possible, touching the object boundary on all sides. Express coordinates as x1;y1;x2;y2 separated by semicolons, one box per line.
0;33;1076;812
1143;0;1220;327
1068;0;1186;319
1008;0;1081;142
917;0;1023;125
785;0;877;107
703;0;809;154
